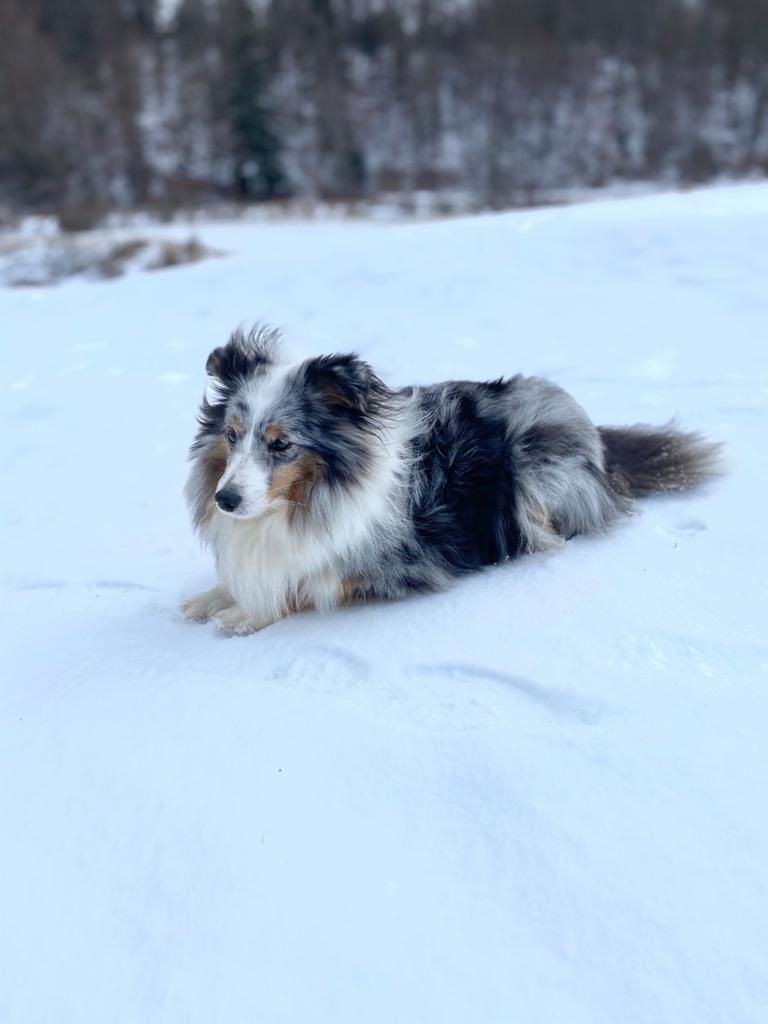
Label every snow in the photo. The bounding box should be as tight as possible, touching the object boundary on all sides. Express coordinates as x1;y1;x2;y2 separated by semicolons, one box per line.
2;183;768;1023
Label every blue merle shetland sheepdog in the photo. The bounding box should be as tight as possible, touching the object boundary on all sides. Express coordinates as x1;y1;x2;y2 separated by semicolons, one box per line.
182;325;722;634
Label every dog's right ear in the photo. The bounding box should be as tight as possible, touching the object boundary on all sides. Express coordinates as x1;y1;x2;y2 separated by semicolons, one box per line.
205;336;245;385
205;324;283;384
206;347;226;379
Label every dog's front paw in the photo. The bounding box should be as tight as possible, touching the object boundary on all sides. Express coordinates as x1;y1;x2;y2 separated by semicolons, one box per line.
180;586;232;623
213;605;267;636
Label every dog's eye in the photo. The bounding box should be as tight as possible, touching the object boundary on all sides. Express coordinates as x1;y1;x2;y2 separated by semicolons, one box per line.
269;437;293;454
225;427;238;446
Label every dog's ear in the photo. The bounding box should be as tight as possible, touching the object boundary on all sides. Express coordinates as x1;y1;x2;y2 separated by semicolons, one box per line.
303;354;377;413
205;346;226;379
205;324;282;383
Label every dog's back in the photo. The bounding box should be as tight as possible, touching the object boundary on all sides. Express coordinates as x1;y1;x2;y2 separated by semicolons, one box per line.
399;374;723;583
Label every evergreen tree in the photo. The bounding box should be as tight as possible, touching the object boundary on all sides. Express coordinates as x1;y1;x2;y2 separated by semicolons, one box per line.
222;0;287;200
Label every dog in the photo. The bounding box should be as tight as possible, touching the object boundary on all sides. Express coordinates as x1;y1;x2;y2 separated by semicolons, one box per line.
181;325;722;634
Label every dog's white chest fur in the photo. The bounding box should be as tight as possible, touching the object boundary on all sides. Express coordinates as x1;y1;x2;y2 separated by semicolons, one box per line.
207;509;342;623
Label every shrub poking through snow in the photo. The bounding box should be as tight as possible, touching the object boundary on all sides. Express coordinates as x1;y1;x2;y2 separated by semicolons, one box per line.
146;238;213;271
0;233;220;287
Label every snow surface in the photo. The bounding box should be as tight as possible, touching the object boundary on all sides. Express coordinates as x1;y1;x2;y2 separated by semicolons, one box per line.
2;184;768;1023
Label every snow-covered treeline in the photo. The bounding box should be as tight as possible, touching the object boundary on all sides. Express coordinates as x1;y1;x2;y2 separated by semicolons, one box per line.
1;0;766;217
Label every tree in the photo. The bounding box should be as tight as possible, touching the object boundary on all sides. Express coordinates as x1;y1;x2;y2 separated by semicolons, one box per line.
221;0;288;200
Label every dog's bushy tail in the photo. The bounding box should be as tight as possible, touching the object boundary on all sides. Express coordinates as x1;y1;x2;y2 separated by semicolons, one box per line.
598;423;724;498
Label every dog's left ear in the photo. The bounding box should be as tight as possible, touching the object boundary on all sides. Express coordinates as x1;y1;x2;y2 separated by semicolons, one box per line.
304;354;377;413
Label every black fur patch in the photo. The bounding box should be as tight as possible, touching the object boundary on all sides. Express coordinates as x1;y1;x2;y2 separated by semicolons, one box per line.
408;380;524;577
206;324;280;387
300;354;391;424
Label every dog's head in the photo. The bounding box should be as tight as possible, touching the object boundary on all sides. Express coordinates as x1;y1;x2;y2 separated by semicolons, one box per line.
187;325;390;527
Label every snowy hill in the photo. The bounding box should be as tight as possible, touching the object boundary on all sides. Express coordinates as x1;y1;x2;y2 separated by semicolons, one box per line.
2;185;767;1023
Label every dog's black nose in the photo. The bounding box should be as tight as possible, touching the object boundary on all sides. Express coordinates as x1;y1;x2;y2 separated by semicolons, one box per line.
215;487;242;513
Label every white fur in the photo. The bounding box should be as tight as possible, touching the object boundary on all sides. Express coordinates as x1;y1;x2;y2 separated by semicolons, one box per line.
201;406;414;627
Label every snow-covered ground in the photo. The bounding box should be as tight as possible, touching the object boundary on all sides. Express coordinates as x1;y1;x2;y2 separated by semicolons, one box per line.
2;184;767;1023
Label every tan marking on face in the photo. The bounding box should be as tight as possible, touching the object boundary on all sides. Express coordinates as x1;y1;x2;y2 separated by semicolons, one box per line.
267;452;324;513
198;435;228;526
264;422;285;443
